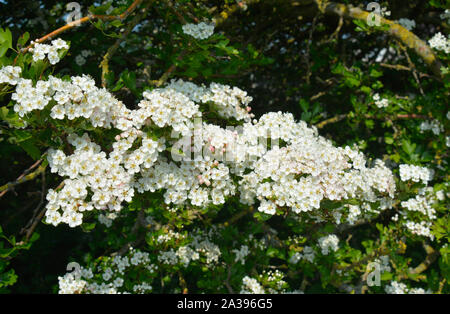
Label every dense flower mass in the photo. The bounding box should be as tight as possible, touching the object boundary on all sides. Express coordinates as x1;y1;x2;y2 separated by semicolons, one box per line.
399;164;434;185
1;50;402;229
58;248;156;294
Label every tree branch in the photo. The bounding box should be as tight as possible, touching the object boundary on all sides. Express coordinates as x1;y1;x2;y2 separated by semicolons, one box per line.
100;0;153;87
23;0;145;51
315;1;444;78
0;162;46;197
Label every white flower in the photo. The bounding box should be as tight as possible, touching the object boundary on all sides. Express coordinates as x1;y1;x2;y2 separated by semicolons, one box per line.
318;234;339;255
240;276;265;294
429;32;450;54
373;93;389;108
399;164;434;185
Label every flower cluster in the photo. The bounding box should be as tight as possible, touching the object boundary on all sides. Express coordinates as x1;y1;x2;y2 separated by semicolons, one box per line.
401;195;436;220
240;270;290;294
0;66;21;85
428;32;450;54
404;220;434;239
1;55;399;228
157;230;221;267
419;119;443;135
156;230;185;244
75;50;94;66
441;9;450;24
98;212;118;227
58;248;157;294
373;93;389;108
182;22;215;40
318;234;340;255
399;164;434;185
30;38;69;64
45;132;147;227
166;79;253;122
395;186;443;240
385;281;430;294
240;276;265;294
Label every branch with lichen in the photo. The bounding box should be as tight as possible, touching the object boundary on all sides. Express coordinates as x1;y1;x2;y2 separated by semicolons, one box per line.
315;1;444;78
0;160;47;196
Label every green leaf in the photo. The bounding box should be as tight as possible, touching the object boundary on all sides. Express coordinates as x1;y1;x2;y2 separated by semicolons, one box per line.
0;28;12;57
121;70;137;93
110;20;124;28
12;129;32;143
253;211;271;222
266;247;285;259
385;136;394;145
402;139;416;156
369;68;383;78
17;32;30;47
81;222;96;232
18;139;41;160
381;272;393;281
89;3;112;15
299;99;309;112
0;28;12;47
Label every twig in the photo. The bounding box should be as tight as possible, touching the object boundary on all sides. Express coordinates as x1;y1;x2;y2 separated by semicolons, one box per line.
0;162;47;197
315;114;348;128
24;207;46;241
22;0;144;52
305;15;318;85
401;45;425;96
310;91;327;101
100;0;153;87
178;271;189;294
397;243;440;280
151;50;188;87
316;112;429;129
379;63;433;79
21;171;46;235
164;0;187;24
316;1;444;78
225;263;235;293
117;209;147;255
221;207;253;228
